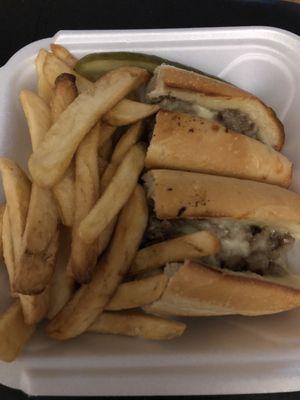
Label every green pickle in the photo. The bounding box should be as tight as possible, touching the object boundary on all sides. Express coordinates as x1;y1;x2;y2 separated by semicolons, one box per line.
74;51;225;82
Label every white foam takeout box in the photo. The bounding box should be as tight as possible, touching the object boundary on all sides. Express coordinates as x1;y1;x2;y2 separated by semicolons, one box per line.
0;27;300;396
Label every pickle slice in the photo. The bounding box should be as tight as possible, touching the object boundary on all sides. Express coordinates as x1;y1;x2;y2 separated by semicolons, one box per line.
74;52;225;83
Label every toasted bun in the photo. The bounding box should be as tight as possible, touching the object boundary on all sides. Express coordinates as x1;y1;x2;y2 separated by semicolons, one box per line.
143;169;300;237
147;65;284;150
143;261;300;316
146;110;292;187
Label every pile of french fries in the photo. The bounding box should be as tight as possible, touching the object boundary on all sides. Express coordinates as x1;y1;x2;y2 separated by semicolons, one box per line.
0;44;186;362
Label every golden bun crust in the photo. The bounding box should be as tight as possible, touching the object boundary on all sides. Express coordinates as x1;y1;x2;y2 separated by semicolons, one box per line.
144;261;300;316
145;111;292;187
143;169;300;236
147;65;285;150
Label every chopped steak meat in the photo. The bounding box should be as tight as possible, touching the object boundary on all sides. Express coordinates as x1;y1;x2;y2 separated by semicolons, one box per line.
217;109;258;138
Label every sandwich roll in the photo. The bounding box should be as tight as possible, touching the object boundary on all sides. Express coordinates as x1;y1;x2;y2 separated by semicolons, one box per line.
145;110;292;187
143;170;300;236
143;260;300;317
146;64;284;150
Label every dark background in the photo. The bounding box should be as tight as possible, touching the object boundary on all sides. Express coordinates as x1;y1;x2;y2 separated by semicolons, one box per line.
0;0;300;398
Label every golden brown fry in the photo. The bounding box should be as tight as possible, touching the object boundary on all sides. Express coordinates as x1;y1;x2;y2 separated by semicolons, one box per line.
0;159;31;262
19;288;50;325
50;44;77;68
111;121;144;164
79;144;146;244
0;160;50;321
98;123;117;151
20;90;52;150
46;185;148;340
35;49;53;104
0;301;36;362
130;231;220;275
43;52;93;93
105;274;168;311
98;156;108;179
29;67;149;188
51;73;78;227
48;228;75;320
2;207;17;296
103;98;159;126
3;208;50;323
19;92;58;294
50;73;78;122
88;311;186;340
69;123;101;283
53;165;75;227
0;204;5;258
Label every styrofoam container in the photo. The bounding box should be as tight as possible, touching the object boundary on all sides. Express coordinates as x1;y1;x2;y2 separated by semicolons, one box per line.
0;27;300;396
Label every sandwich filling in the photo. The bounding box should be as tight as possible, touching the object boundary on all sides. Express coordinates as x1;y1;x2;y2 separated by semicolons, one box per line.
143;216;294;277
158;97;258;139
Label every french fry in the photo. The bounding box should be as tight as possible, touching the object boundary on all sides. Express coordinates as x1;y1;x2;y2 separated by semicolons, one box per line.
19;289;50;325
0;159;50;322
46;185;148;340
18;91;59;294
35;49;53;104
0;301;36;362
98;156;108;180
53;165;75;227
79;144;146;244
51;73;78;227
111;121;144;164
0;204;5;258
88;311;186;340
20;90;52;149
0;159;31;261
2;207;17;295
130;231;220;275
105;274;168;310
50;73;78;122
98;137;113;161
50;44;77;68
48;228;75;320
103;99;159;126
43;52;152;126
68;123;101;283
98;123;116;151
43;52;93;93
29;67;149;188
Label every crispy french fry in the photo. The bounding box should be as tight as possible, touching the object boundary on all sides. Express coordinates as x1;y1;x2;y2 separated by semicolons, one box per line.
2;207;17;295
50;73;78;122
105;274;168;311
68;123;101;283
111;121;144;164
0;159;31;261
46;185;148;340
20;90;52;150
130;231;220;275
53;165;75;227
29;67;149;188
51;73;78;227
98;156;108;179
98;123;116;151
48;228;75;320
0;159;50;321
50;44;77;68
0;204;5;258
19;289;50;325
35;49;53;104
0;301;36;362
88;311;186;340
18;92;59;294
79;144;146;244
103;99;159;126
43;52;93;93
